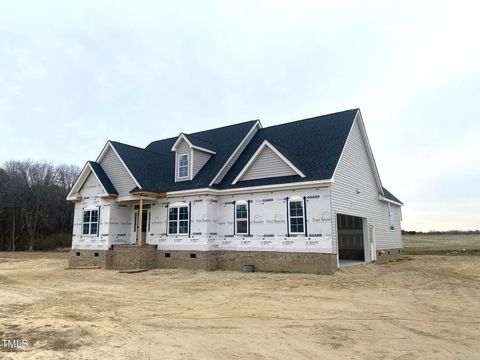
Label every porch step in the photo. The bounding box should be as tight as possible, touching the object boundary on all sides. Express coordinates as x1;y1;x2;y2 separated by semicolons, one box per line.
66;266;101;270
119;268;148;274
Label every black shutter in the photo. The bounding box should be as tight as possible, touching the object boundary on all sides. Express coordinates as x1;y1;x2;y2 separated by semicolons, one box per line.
285;197;290;237
233;201;236;235
303;196;307;237
81;207;85;236
165;205;169;236
188;202;191;238
97;206;101;236
247;200;251;236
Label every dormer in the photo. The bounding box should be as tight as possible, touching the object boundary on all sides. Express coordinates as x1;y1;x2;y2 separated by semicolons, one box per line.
171;133;216;182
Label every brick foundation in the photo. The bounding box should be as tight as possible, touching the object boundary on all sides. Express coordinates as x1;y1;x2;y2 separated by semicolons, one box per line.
68;247;338;274
106;245;158;270
156;250;216;271
68;249;108;268
376;248;403;264
212;251;337;274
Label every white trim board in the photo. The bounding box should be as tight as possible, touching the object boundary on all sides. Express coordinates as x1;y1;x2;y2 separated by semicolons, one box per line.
66;162;112;200
379;195;403;207
209;120;261;186
167;179;332;197
171;133;216;154
232;140;306;184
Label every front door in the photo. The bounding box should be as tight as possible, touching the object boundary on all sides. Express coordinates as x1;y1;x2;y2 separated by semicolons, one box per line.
133;208;151;244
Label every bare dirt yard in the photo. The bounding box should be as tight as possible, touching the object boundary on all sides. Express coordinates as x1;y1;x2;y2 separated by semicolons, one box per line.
1;251;479;359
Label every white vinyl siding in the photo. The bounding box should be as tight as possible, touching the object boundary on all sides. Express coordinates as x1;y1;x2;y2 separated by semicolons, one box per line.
330;116;402;251
175;139;190;182
192;149;211;178
100;147;137;196
214;123;259;184
240;146;297;182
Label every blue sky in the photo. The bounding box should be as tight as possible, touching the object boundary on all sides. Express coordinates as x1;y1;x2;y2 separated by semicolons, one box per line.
0;1;479;231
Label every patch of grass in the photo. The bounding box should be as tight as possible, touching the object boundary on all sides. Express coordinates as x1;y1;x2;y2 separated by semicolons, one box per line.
34;233;72;251
403;234;480;255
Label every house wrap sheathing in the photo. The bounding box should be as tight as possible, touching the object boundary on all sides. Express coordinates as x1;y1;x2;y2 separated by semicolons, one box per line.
67;109;403;273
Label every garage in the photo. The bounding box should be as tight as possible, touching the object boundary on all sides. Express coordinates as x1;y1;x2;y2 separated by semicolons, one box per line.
337;213;365;264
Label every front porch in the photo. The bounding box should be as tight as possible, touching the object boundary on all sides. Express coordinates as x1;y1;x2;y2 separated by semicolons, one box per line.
114;193;163;247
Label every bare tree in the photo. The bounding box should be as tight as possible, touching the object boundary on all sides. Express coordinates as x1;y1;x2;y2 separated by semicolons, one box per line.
0;160;80;251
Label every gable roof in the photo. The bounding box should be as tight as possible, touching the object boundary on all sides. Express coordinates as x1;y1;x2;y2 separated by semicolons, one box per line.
170;133;217;154
232;140;306;184
88;161;118;195
76;109;401;204
66;161;118;200
382;187;403;205
106;120;258;193
217;109;358;189
185;134;217;153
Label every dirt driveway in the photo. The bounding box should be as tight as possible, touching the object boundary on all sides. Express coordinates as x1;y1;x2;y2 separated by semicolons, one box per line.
0;252;479;359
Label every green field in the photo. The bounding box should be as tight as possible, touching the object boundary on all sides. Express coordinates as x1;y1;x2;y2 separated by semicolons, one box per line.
403;234;480;255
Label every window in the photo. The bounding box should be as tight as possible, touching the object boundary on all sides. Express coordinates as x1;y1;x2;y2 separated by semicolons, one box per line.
389;213;395;231
235;202;248;234
178;154;189;179
168;205;189;235
388;204;395;231
288;200;304;234
82;209;99;235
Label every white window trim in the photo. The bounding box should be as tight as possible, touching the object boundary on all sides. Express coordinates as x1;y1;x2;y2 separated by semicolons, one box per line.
235;200;249;235
82;209;99;236
177;153;190;180
167;203;189;236
388;203;395;231
288;197;305;235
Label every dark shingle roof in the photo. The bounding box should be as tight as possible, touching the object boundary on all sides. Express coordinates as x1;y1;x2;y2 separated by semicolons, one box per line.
185;134;217;153
103;109;401;204
217;109;358;188
382;187;403;204
88;161;118;195
109;120;258;193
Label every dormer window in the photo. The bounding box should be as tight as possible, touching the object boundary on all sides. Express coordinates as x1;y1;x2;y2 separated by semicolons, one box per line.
178;154;189;179
171;132;216;182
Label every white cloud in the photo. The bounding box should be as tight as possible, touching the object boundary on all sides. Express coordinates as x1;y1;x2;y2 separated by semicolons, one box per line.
0;0;478;230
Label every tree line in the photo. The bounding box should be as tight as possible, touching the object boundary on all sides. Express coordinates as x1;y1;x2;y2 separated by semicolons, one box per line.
0;160;80;251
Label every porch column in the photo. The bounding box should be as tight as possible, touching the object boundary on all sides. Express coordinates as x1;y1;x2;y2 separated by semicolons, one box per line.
137;198;143;246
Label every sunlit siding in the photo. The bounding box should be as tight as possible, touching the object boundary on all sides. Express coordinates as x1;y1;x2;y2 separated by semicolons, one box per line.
330;116;403;251
214;124;259;184
100;147;137;196
175;139;190;182
240;146;297;182
192;149;211;178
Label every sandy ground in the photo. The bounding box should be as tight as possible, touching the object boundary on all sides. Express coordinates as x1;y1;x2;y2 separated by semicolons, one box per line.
0;252;479;359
